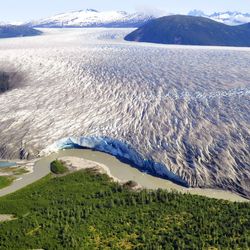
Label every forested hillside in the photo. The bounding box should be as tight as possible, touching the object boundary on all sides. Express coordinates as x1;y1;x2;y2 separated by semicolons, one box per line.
0;169;249;249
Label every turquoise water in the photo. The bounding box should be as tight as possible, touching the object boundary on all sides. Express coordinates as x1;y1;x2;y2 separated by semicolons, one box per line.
0;161;16;168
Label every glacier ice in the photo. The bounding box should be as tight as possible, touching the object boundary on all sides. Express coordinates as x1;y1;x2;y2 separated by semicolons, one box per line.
42;136;188;186
0;28;249;197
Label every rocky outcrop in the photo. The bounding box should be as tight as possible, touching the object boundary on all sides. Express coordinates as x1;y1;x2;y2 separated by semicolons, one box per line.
0;72;9;93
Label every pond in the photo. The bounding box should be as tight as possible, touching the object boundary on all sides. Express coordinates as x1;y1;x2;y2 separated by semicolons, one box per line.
0;161;16;168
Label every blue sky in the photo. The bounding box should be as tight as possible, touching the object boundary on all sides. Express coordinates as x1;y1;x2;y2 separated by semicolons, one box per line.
1;0;250;22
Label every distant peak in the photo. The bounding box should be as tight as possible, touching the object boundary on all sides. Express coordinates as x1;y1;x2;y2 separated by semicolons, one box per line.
188;9;206;17
117;11;128;15
85;9;99;13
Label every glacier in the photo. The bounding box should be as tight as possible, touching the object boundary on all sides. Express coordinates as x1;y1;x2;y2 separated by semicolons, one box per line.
42;136;188;186
0;28;249;198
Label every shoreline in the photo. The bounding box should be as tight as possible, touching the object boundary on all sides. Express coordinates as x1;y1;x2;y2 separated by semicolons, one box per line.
57;154;249;202
59;156;141;190
0;149;249;202
59;156;120;183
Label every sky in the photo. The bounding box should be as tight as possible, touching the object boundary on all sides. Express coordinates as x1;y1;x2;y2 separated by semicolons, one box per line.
1;0;250;22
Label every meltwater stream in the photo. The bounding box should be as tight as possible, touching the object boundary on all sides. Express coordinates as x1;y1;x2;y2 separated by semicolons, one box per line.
38;149;248;202
0;149;247;202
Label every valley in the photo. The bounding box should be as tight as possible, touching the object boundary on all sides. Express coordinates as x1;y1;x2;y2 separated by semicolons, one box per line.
0;28;249;198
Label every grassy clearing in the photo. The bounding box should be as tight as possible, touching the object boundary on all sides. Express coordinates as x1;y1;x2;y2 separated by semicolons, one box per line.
0;166;29;175
0;176;15;189
12;167;29;176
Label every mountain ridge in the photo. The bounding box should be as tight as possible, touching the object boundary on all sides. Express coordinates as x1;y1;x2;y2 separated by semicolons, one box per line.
124;15;250;47
189;9;250;25
2;9;250;28
26;9;159;28
0;25;42;38
24;9;250;28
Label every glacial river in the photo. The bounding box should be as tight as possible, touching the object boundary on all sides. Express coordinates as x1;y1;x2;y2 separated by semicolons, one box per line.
0;149;248;202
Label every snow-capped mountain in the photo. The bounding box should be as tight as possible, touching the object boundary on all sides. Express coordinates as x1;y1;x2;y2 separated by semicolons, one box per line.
210;11;250;25
10;9;250;28
27;9;160;28
0;21;25;27
188;10;206;17
189;10;250;25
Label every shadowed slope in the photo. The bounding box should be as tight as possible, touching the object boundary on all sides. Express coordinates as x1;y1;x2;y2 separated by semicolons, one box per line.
125;15;250;47
0;25;41;39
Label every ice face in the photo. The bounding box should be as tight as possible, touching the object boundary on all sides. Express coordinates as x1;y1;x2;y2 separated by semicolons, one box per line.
0;28;249;197
42;135;188;186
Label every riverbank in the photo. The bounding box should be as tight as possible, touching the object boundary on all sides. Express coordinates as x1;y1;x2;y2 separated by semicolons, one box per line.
56;151;248;202
0;160;35;191
59;156;119;182
0;158;46;197
0;149;248;202
59;156;141;190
